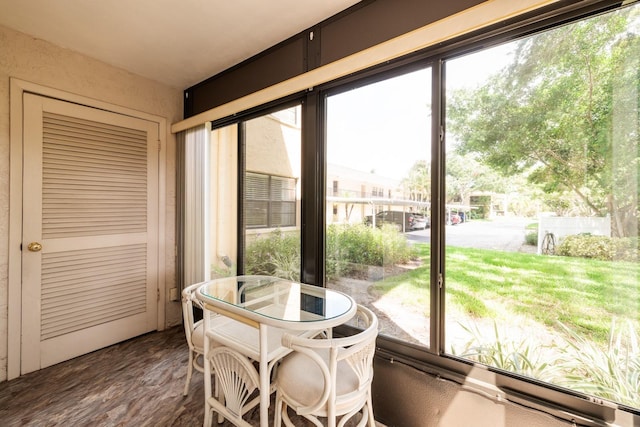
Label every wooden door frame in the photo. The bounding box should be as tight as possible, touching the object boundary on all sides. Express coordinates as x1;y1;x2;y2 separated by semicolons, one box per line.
8;79;167;380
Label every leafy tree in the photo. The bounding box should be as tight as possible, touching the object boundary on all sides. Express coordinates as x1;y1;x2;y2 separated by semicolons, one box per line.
401;160;431;202
448;7;639;237
446;151;511;205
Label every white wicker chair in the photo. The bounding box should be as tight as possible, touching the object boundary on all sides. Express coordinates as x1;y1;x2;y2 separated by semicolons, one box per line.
181;282;207;396
205;346;261;427
274;304;379;427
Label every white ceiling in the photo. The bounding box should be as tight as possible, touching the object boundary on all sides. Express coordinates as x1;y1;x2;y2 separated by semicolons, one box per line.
0;0;361;89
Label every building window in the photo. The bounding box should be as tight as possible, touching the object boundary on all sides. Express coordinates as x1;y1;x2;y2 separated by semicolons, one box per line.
245;172;296;228
242;104;301;280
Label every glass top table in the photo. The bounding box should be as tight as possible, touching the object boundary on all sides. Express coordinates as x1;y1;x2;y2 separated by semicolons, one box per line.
197;274;355;327
195;275;356;427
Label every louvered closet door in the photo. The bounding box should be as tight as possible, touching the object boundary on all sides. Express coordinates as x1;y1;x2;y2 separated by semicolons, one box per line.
21;93;159;373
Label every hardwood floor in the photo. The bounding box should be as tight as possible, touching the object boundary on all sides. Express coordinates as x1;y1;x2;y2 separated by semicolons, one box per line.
0;326;382;426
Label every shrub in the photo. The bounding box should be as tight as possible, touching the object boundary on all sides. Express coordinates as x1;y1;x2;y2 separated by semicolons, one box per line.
452;321;562;382
524;231;537;246
556;234;638;261
326;223;417;280
244;229;300;281
379;224;417;265
245;224;418;281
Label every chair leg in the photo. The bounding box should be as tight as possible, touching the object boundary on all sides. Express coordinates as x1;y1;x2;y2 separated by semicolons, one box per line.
203;404;210;427
202;379;224;427
203;357;213;427
367;394;375;427
274;393;283;427
183;350;194;396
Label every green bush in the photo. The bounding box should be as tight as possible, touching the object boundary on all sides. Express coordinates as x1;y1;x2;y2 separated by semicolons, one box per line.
452;321;563;382
524;231;537;246
244;229;300;281
326;223;417;280
556;320;640;408
246;224;417;281
556;234;638;261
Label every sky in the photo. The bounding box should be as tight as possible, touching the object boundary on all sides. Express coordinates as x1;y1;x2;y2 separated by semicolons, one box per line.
326;43;515;181
326;67;431;180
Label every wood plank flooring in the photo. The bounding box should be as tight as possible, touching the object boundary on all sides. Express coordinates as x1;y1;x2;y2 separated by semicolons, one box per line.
1;326;210;426
0;326;381;426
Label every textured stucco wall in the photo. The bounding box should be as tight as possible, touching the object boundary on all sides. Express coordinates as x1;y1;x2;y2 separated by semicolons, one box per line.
0;24;183;382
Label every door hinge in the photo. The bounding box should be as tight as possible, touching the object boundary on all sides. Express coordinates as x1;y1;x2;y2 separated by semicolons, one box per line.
158;140;161;151
157;288;160;301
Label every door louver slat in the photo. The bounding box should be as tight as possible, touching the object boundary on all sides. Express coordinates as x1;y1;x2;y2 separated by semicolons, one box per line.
43;159;147;176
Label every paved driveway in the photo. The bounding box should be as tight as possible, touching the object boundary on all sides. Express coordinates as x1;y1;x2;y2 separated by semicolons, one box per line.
406;216;536;253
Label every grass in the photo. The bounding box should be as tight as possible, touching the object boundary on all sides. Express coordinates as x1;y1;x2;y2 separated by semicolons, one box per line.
369;242;640;408
373;243;640;347
368;243;430;310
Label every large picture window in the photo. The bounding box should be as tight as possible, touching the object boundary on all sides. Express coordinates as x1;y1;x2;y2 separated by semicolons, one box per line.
325;68;432;346
323;0;639;417
178;2;639;422
443;5;639;410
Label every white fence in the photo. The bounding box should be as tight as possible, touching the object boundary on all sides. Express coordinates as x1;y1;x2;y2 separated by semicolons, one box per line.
537;216;610;255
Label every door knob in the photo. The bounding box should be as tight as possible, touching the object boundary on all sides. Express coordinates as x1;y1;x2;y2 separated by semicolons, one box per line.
28;242;42;252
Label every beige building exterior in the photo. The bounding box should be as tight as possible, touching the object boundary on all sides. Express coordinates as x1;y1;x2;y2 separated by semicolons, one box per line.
327;164;405;225
243;112;425;235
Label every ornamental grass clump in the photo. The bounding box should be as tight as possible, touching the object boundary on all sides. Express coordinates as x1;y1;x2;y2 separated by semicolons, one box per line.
325;223;417;280
554;320;640;408
244;229;300;281
452;321;564;382
453;318;640;408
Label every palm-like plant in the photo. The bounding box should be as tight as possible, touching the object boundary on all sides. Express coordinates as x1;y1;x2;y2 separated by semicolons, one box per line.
454;319;640;409
555;320;640;408
453;321;564;382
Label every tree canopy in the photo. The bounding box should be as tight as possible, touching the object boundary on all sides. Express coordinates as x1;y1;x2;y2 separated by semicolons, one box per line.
447;6;639;236
401;160;430;203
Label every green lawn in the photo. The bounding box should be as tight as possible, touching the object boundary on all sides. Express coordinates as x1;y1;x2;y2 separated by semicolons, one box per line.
373;243;639;346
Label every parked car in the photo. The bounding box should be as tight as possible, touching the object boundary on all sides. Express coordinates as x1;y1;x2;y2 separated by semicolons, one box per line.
411;213;430;230
447;212;461;225
364;210;414;231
